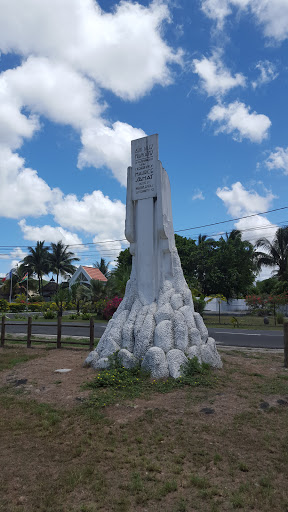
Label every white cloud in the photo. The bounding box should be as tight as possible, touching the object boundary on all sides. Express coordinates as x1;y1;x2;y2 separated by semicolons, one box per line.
0;0;182;101
216;181;275;217
252;60;278;89
250;0;288;42
201;0;288;42
264;147;288;175
52;190;126;242
193;51;246;97
201;0;249;30
10;247;28;270
192;189;205;200
78;120;146;186
4;56;103;130
19;219;84;248
0;0;183;202
0;146;58;218
216;181;277;243
52;189;128;260
207;100;271;143
0;57;144;187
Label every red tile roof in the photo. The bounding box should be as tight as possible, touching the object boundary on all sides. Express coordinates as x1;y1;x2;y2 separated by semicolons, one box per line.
82;266;107;282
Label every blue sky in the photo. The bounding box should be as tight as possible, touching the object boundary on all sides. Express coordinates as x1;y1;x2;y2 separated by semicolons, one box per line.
0;0;288;279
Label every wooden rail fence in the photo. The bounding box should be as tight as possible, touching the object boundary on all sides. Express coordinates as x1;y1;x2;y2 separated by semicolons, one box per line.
0;315;95;350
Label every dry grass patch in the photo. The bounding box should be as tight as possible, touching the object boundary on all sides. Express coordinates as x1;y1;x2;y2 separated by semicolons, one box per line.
0;346;288;511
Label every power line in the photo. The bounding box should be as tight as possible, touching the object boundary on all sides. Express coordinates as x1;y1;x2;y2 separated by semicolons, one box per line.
0;205;287;251
175;206;288;233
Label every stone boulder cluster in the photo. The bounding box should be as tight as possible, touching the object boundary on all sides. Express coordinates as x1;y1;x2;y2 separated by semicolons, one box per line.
84;250;222;379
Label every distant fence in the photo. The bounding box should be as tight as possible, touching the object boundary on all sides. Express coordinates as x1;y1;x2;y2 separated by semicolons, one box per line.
0;316;95;350
204;298;288;316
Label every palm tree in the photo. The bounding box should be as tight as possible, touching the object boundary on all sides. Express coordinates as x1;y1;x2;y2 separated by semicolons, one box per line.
89;279;106;302
49;241;79;289
197;234;214;245
255;226;288;281
94;258;110;278
22;241;50;295
225;229;243;242
70;283;90;314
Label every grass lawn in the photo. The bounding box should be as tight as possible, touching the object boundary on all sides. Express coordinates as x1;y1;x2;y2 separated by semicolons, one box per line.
0;346;288;511
3;316;107;324
2;334;99;349
203;314;285;330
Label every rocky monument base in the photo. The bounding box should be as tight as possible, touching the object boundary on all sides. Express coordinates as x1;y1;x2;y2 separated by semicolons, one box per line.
85;250;222;378
85;134;222;378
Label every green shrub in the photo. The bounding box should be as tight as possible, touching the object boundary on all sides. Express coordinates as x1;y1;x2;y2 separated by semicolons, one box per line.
69;313;80;320
15;294;27;304
277;313;284;324
9;303;26;313
94;298;109;317
179;356;212;386
48;302;59;312
0;299;8;312
43;310;56;319
27;303;43;312
81;302;94;314
81;312;91;320
29;295;44;303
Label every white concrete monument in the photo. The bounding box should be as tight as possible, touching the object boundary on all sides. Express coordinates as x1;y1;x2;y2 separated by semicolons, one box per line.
85;134;222;378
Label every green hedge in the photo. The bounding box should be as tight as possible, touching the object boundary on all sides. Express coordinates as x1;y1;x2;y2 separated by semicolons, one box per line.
8;303;26;313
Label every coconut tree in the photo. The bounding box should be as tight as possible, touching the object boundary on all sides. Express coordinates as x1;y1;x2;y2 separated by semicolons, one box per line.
255;226;288;281
49;241;79;289
94;258;110;278
22;241;51;295
89;279;106;302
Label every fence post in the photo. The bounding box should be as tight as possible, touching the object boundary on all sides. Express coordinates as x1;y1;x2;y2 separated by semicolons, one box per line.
284;320;288;368
89;317;94;350
57;315;62;349
27;316;32;348
1;315;5;347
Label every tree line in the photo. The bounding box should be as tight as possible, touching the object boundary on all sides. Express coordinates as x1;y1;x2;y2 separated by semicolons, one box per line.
112;226;288;300
2;226;288;303
1;241;79;298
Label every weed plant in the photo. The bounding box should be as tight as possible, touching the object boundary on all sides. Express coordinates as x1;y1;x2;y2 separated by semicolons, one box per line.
84;353;216;409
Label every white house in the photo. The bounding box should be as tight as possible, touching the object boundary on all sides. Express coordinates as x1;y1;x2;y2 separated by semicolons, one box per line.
69;265;107;288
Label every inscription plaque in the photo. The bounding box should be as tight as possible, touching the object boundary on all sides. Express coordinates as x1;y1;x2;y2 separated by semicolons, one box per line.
131;134;158;200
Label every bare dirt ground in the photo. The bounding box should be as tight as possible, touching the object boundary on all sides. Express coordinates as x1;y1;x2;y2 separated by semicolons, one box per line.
0;346;95;408
0;345;287;417
1;345;288;512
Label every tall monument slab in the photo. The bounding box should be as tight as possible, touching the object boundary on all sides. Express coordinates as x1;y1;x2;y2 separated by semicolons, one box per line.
85;135;222;378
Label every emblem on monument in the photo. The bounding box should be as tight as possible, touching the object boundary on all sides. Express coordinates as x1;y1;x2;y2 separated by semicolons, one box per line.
85;135;222;378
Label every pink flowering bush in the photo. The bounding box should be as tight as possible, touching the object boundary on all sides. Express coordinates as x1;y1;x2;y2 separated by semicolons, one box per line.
102;297;122;320
245;293;288;316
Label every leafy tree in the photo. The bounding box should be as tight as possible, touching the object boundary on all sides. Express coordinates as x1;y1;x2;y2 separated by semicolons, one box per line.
70;283;90;314
94;258;110;278
175;231;256;299
250;277;279;295
49;241;79;289
195;234;217;293
107;248;132;297
109;267;131;296
89;279;106;302
22;241;50;295
115;248;132;272
52;288;72;317
204;231;256;299
255;226;288;281
175;234;198;288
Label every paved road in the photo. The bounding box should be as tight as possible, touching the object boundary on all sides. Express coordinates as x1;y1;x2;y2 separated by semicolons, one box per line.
5;321;107;339
4;322;284;349
209;327;283;349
